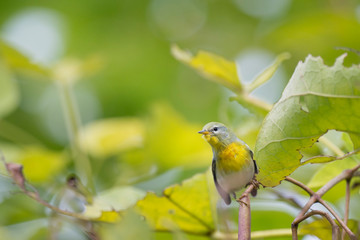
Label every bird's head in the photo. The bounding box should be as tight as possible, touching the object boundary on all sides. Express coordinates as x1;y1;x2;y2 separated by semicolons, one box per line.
198;122;235;148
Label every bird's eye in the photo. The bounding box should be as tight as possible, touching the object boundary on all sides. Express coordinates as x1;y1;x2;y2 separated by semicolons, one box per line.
213;127;218;132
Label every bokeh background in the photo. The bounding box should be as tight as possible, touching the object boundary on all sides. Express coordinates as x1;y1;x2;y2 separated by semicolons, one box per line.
0;0;360;239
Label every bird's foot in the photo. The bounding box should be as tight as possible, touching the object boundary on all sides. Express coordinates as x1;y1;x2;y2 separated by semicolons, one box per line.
236;193;248;206
251;179;260;189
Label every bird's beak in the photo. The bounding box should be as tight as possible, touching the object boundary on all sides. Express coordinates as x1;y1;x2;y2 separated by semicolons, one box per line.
198;130;210;135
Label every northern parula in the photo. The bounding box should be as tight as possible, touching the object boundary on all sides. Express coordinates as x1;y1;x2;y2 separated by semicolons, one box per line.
199;122;258;205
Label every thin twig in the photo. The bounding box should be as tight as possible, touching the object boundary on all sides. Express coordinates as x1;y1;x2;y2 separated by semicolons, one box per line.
213;228;303;239
288;163;360;240
57;81;95;193
291;210;340;240
341;179;351;240
285;177;315;196
271;190;304;209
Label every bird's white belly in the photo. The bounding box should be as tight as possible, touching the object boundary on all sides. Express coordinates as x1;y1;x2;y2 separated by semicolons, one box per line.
217;165;254;193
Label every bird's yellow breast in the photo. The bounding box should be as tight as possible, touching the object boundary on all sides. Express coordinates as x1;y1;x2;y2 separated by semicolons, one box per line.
216;142;251;173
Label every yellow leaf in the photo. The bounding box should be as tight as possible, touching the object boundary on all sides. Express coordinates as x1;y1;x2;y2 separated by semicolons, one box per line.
172;45;242;93
0;40;49;77
136;172;215;234
83;186;145;222
16;147;67;183
79;118;144;158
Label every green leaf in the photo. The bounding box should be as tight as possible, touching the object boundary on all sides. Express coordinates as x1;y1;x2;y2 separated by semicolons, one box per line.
299;219;359;239
0;41;49;77
299;218;333;239
255;54;360;187
99;210;153;240
246;52;291;92
135;172;215;235
307;157;359;188
171;45;242;93
0;63;19;118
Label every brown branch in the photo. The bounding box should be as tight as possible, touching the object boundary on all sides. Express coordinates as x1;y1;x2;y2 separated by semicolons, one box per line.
285;177;315;196
341;179;351;240
271;190;305;209
238;184;254;240
287;163;360;240
291;210;340;240
1;155;98;222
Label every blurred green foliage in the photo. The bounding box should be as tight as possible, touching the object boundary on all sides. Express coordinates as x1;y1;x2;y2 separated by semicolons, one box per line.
0;0;360;239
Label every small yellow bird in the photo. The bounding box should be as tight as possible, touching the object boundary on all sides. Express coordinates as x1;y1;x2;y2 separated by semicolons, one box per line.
199;122;258;205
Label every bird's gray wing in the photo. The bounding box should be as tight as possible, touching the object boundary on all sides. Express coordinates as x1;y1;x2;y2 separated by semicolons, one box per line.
249;150;258;174
212;159;231;205
249;150;258;197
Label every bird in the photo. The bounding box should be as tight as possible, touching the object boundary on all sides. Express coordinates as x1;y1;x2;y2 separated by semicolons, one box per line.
198;122;258;205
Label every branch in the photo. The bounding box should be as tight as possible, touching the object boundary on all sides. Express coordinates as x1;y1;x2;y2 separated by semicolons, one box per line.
285;177;315;196
238;184;254;240
341;179;351;240
1;156;95;221
271;190;305;209
213;228;302;239
291;210;340;240
287;163;360;240
56;80;95;193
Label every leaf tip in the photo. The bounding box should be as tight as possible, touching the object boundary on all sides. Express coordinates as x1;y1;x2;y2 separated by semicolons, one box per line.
170;44;192;63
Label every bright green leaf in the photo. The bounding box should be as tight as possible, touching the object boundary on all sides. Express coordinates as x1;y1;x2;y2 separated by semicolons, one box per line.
171;45;242;93
136;172;214;235
0;63;19;118
79;118;145;158
255;54;360;187
349;133;360;149
307;157;359;189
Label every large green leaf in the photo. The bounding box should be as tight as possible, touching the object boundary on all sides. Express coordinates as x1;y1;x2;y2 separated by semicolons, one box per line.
135;172;215;235
255;54;360;187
